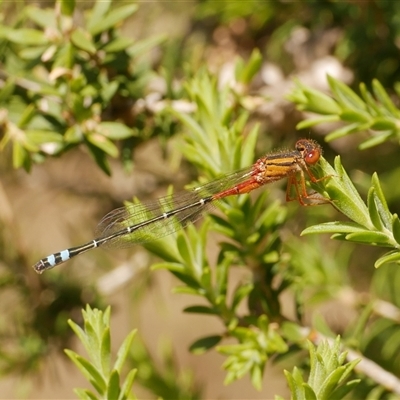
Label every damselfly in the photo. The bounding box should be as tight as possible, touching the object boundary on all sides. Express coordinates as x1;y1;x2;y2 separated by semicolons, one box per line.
32;139;327;274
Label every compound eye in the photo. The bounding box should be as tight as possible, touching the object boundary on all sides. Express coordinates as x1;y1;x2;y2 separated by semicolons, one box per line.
305;148;321;165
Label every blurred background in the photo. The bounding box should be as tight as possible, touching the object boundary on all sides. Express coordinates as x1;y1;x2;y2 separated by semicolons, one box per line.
1;0;400;398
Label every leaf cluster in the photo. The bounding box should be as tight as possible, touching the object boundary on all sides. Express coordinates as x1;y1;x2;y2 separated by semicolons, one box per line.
66;305;136;400
218;315;288;390
281;337;360;400
129;336;201;400
289;75;400;149
0;0;165;174
198;1;400;86
301;143;400;270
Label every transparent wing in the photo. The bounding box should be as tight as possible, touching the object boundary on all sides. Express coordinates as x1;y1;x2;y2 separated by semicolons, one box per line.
95;193;214;248
95;166;254;249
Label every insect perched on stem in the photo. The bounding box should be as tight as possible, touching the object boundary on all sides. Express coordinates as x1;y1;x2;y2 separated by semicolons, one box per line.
33;139;328;274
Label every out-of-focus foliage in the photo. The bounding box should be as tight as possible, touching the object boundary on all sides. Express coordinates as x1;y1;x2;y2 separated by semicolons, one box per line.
289;76;400;150
129;335;202;400
0;0;165;174
303;156;400;270
0;0;164;382
280;338;360;400
197;0;400;87
66;306;137;400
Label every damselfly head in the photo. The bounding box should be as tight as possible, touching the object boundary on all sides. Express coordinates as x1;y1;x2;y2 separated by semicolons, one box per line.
295;139;322;165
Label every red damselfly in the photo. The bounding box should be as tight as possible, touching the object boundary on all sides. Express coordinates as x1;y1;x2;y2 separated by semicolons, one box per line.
33;139;327;273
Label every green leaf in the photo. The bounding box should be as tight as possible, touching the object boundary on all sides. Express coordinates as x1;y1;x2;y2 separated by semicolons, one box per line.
6;28;48;45
284;368;304;400
240;122;259;168
86;140;111;175
250;364;263;391
73;388;98;400
303;384;318;400
288;79;342;115
59;0;75;16
184;305;218;315
302;221;366;236
369;117;396;131
101;81;119;103
280;322;305;342
84;321;98;356
216;258;229;298
106;370;121;400
337;359;361;385
189;335;222;354
114;330;136;373
367;188;385;231
172;286;202;296
296;115;340;130
372;79;400;117
64;350;106;394
24;6;56;29
0;78;16;103
359;82;380;115
325;122;359;141
103;37;135;53
318;366;348;399
326;156;372;228
20;47;47;61
100;327;111;376
119;369;136;400
344;230;391;246
340;109;370;123
86;133;119;158
170;270;202;289
68;319;87;348
200;266;212;292
25;130;63;145
329;379;361;400
127;34;167;58
97;122;133;140
89;4;138;36
358;131;394;149
170;108;219;171
236;48;262;85
151;261;185;273
327;75;366;111
231;283;253;311
17;103;36;127
53;42;75;69
176;233;196;268
392;214;400;244
71;28;96;54
65;126;83;143
370;173;391;228
302;87;342;114
374;250;400;268
88;0;111;31
13;141;31;171
319;359;360;399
